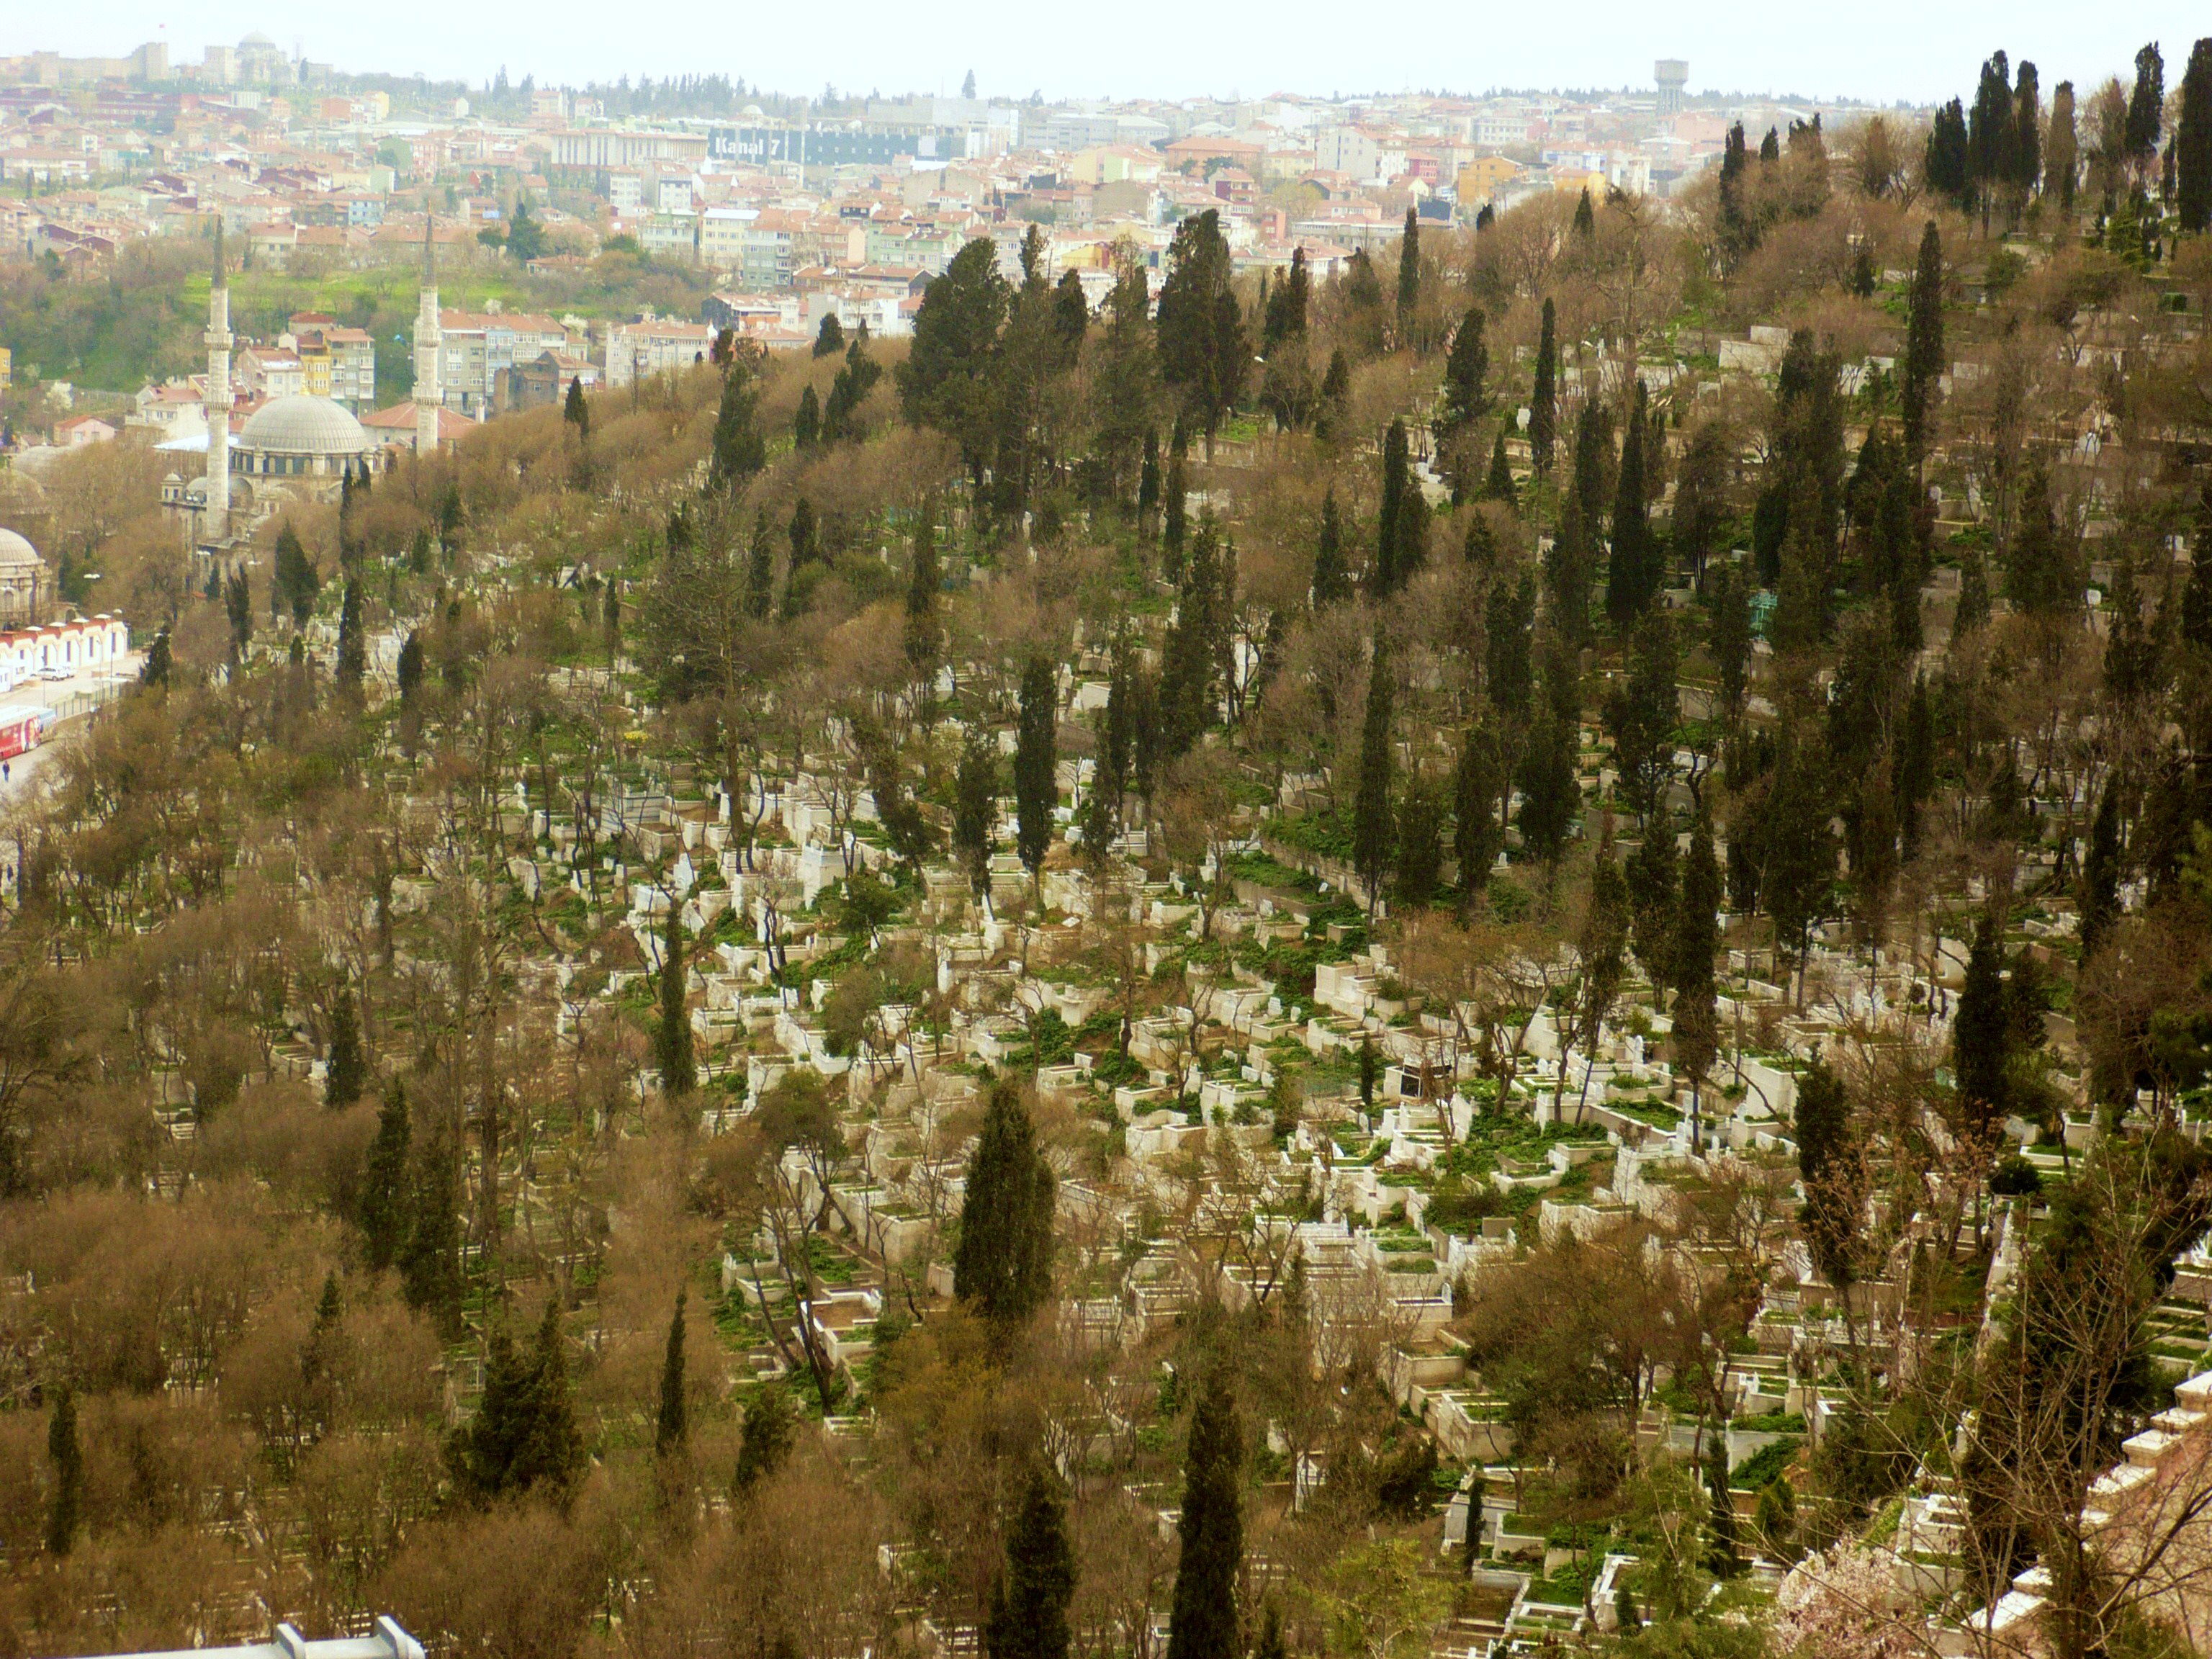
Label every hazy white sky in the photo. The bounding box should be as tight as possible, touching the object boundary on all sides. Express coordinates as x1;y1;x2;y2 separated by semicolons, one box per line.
23;1;2210;107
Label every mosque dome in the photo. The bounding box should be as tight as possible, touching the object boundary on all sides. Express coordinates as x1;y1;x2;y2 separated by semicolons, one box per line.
239;395;372;457
0;529;40;574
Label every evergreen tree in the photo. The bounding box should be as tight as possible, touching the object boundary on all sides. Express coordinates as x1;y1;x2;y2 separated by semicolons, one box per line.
324;987;364;1108
788;498;818;572
899;238;1010;478
275;524;321;626
955;724;999;902
2014;61;2043;199
1672;805;1722;1120
2049;82;2080;214
746;509;775;619
1606;383;1654;624
1394;207;1421;335
1484;431;1514;503
1605;613;1677;822
399;1136;464;1329
1374;419;1425;595
1015;655;1058;882
1902;222;1945;465
2180;40;2212;234
1437;307;1490;449
2128;43;2167;171
657;897;696;1096
793;382;821;449
1395;770;1446;908
905;497;942;685
46;1382;81;1556
140;627;171;688
986;1470;1077;1659
334;578;365;693
225;569;253;659
1954;907;2010;1138
1453;721;1506;907
2079;775;2123;962
515;1298;585;1499
2005;467;2074;619
563;374;590;441
1897;675;1936;858
1761;739;1838;999
953;1081;1056;1324
1315;348;1351;442
1138;429;1161;533
1352;634;1395;912
1312;489;1351;608
1463;509;1499;569
1572;186;1596;237
655;1290;688;1457
1925;100;1970;204
1358;1035;1379;1112
1166;1371;1244;1659
813;313;845;358
1486;572;1534;719
1162;425;1189;577
1156;210;1246;439
1529;299;1558;472
1711;565;1751;726
709;361;766;487
1515;702;1578;875
360;1079;412;1272
732;1385;796;1494
1704;1435;1740;1577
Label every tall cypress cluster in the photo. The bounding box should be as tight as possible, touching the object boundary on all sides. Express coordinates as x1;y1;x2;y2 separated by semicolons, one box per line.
1166;1371;1243;1659
952;1082;1056;1325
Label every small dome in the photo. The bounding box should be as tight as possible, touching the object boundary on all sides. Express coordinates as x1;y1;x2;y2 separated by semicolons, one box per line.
0;529;42;572
240;31;277;46
238;394;372;457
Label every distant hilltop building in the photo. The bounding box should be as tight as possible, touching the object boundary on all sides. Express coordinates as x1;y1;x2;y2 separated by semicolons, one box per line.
1655;60;1689;120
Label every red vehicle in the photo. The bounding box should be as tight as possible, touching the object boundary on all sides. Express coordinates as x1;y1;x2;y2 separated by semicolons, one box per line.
0;705;45;762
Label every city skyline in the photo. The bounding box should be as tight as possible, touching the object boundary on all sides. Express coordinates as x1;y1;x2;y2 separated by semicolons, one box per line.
15;1;2209;108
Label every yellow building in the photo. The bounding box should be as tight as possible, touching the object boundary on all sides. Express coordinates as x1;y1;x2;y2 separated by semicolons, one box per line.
1554;168;1609;199
1455;155;1523;206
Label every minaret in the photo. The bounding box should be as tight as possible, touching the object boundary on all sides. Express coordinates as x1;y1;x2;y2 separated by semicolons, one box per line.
414;216;442;456
204;224;232;541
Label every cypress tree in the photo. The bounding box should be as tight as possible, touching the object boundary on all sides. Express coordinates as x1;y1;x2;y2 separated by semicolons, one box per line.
2128;44;2167;169
225;569;253;659
275;524;320;626
1463;510;1499;570
1138;429;1162;531
1375;419;1411;595
454;1328;533;1501
360;1079;411;1271
1672;805;1722;1120
1572;186;1596;237
399;1135;463;1329
1015;655;1058;882
1438;305;1489;440
1454;721;1505;908
905;497;942;685
1395;771;1446;908
2005;467;2074;619
986;1470;1077;1659
955;725;999;902
2013;61;2043;199
1485;572;1534;719
393;629;425;716
1483;430;1514;503
1704;1435;1740;1577
732;1385;795;1495
793;383;821;449
1352;634;1395;914
1312;489;1351;608
516;1298;585;1499
814;313;845;357
1395;207;1421;334
1955;548;1992;638
1530;299;1558;473
2078;776;2123;962
657;898;695;1096
746;509;775;619
709;361;766;487
2049;82;2080;214
953;1081;1056;1324
788;498;819;572
2180;40;2212;234
1516;703;1578;876
1606;383;1653;625
46;1383;81;1556
655;1290;688;1457
1315;348;1350;442
1358;1035;1379;1112
141;626;172;688
1162;425;1189;578
1897;675;1936;858
1954;907;2010;1138
1166;1371;1244;1659
324;987;365;1108
1901;222;1944;466
1711;565;1750;727
563;375;590;440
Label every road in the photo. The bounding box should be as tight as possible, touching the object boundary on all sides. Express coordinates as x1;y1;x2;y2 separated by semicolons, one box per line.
0;657;143;807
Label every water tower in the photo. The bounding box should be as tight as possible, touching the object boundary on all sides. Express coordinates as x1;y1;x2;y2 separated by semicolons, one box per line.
1655;60;1688;119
